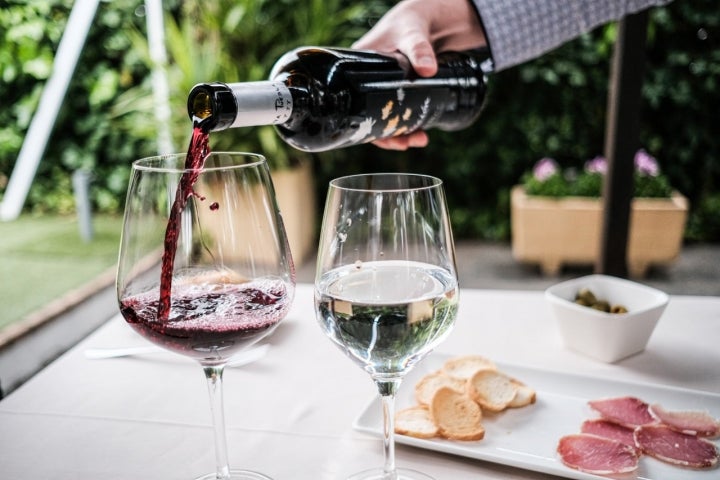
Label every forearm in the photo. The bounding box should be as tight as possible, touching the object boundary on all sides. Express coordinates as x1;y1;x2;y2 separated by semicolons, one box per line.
471;0;673;71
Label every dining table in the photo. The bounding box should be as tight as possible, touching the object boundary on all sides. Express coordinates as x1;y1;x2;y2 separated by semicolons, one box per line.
0;283;718;479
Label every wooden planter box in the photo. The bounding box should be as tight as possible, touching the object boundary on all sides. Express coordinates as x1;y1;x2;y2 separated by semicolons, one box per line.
510;185;688;277
201;160;316;267
272;160;316;265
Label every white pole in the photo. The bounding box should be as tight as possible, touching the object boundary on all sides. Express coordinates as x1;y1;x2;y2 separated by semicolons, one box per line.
145;0;175;156
0;0;101;221
145;0;187;255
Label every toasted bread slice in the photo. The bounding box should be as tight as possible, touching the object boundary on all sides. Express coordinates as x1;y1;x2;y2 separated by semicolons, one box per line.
430;387;485;441
395;405;439;439
468;369;518;412
414;370;466;406
441;355;497;380
508;379;537;408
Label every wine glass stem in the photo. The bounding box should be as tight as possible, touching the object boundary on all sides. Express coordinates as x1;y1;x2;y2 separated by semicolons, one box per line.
377;379;401;479
204;365;231;480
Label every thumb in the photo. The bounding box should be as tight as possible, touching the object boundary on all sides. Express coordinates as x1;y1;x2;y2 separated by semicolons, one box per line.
398;35;438;77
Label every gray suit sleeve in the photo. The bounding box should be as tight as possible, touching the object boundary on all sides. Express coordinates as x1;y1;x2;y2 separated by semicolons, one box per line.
471;0;673;71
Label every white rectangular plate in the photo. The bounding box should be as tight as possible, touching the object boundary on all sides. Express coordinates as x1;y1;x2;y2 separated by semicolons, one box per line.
354;354;720;480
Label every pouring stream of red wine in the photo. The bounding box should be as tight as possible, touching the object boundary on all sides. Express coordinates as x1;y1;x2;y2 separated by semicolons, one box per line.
157;123;210;322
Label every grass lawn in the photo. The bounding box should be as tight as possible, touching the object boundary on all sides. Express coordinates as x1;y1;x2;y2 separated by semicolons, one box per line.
0;214;123;330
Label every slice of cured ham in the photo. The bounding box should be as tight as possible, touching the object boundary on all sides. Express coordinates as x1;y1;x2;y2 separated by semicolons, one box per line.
557;433;639;475
634;424;719;468
580;419;637;451
588;396;655;428
649;403;720;437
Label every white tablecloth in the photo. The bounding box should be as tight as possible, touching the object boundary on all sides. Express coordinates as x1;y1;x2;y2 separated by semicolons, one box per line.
1;284;718;479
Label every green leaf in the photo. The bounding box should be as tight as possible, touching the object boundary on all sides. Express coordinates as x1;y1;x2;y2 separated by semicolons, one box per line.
89;69;120;106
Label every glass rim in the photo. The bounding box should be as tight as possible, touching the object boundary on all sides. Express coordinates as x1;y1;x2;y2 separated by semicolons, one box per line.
329;172;443;192
131;151;266;173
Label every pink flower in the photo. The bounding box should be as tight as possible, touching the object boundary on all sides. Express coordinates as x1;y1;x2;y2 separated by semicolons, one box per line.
533;157;559;181
634;149;660;177
585;155;608;174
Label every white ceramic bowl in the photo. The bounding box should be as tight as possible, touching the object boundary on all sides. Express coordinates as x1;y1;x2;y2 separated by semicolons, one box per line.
545;274;669;363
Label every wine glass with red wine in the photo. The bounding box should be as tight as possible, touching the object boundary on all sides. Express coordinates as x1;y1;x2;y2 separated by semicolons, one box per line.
117;152;295;480
315;173;459;480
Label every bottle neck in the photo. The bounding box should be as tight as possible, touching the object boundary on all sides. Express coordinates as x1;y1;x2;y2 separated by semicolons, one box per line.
187;81;294;131
227;81;293;128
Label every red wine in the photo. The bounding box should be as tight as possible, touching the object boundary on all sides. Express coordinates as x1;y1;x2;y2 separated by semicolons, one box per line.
158;125;210;321
187;47;491;152
120;278;290;363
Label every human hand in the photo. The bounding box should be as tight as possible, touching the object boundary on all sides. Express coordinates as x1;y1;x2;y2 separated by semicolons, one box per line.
353;0;486;150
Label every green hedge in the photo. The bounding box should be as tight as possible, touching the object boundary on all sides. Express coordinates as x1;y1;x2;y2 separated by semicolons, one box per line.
0;0;163;213
1;0;718;241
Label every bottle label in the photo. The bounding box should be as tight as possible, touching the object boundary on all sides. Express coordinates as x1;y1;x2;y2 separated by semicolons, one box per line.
229;81;292;127
352;86;449;144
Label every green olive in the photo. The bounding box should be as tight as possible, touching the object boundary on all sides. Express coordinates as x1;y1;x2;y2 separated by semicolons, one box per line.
575;287;597;305
572;287;629;314
591;300;611;312
611;305;628;314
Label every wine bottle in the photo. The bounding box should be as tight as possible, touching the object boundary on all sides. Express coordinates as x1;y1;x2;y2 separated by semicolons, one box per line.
187;46;493;152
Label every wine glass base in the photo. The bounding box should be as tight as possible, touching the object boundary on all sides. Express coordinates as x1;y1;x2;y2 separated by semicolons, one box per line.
346;468;435;480
194;470;272;480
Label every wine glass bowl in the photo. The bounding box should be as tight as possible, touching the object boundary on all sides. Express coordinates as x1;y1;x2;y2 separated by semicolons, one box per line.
117;152;294;479
315;173;458;480
316;259;458;378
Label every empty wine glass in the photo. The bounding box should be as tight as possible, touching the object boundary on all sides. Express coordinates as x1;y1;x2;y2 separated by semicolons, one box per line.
117;152;295;480
315;173;459;480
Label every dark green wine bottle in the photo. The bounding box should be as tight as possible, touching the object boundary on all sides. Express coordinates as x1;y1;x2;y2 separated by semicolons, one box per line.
188;46;492;152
